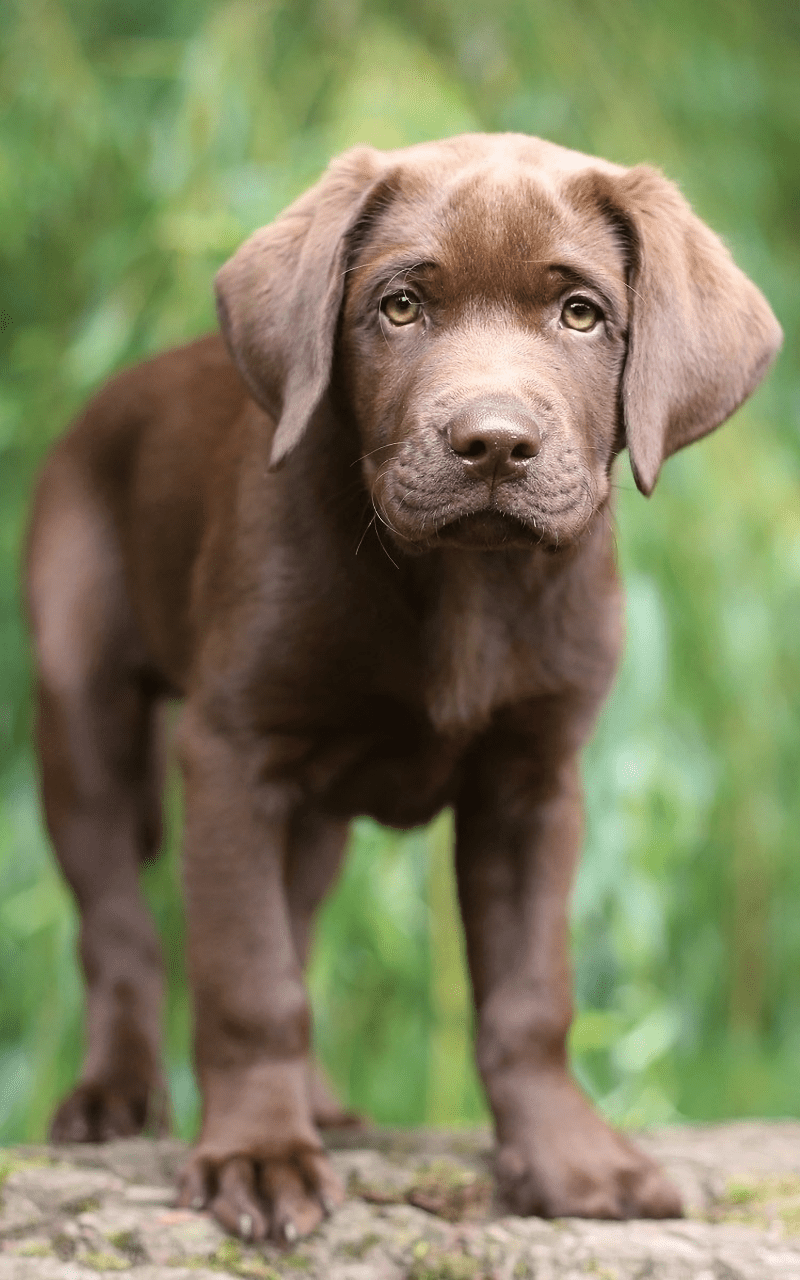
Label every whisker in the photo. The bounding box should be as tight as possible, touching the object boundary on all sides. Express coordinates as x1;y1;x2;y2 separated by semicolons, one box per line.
355;512;377;556
351;441;398;467
339;254;394;278
372;514;400;569
371;498;399;537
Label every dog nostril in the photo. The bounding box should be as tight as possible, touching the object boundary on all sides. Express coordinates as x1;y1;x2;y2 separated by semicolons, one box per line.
511;440;537;459
463;439;488;458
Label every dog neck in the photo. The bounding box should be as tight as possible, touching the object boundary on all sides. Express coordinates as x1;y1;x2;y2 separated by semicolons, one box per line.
420;545;574;736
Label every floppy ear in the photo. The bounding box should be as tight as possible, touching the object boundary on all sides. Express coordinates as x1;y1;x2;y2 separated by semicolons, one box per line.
215;146;388;467
600;166;782;495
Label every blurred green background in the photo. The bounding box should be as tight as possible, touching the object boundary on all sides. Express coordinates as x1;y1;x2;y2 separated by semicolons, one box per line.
1;0;798;1144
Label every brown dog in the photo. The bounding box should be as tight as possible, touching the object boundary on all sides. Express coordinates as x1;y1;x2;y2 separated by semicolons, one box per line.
26;133;781;1241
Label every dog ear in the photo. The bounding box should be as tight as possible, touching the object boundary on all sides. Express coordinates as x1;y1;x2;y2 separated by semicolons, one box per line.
215;146;388;468
596;166;782;495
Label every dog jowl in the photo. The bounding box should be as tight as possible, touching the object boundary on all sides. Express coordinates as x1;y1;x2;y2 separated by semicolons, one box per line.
26;133;781;1241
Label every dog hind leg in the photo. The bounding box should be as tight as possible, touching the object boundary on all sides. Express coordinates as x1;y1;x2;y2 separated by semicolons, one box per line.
27;460;169;1141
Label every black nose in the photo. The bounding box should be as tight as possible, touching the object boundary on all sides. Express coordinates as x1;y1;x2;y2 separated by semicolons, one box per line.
447;401;542;482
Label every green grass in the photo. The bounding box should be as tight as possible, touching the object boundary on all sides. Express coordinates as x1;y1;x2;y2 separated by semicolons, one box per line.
1;0;798;1141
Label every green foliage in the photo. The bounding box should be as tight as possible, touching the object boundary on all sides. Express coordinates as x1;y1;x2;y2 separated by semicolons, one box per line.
1;0;798;1141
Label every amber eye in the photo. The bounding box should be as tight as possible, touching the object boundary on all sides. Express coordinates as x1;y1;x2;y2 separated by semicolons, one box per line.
381;290;423;327
561;297;601;332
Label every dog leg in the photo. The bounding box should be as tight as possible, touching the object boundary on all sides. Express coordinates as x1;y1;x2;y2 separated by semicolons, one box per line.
27;480;168;1141
455;722;682;1220
176;708;344;1242
285;808;363;1129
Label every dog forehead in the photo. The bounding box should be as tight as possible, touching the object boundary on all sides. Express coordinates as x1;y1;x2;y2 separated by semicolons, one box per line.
360;146;628;296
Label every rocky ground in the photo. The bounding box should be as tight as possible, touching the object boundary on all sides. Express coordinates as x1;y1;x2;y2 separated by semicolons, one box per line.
3;1122;800;1278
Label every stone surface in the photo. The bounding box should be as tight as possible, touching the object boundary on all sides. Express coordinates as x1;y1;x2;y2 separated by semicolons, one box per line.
2;1122;800;1278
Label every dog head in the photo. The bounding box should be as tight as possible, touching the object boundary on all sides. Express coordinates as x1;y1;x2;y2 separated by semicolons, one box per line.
216;134;781;551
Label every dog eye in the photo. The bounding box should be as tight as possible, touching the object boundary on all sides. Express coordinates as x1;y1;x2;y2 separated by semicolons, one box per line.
561;297;601;332
381;290;423;327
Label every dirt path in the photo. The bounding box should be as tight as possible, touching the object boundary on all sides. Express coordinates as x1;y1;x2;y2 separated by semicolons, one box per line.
3;1122;800;1278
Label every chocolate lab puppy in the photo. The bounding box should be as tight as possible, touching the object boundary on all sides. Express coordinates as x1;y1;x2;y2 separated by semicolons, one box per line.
26;133;781;1240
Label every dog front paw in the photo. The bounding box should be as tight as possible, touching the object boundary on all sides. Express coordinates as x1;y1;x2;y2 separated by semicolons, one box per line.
181;1058;345;1241
496;1135;681;1220
178;1146;344;1244
492;1076;682;1220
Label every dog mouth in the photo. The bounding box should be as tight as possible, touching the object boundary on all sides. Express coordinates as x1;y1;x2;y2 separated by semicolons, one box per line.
425;509;549;551
373;464;598;554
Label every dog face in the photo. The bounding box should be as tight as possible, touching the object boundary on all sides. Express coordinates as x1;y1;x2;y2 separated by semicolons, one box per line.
215;133;781;546
337;156;631;551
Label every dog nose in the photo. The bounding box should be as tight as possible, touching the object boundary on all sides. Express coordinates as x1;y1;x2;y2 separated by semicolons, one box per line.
447;402;542;482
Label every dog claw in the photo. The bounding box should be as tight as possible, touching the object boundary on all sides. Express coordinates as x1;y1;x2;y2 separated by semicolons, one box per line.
283;1220;297;1244
238;1213;253;1240
320;1192;336;1217
191;1195;205;1211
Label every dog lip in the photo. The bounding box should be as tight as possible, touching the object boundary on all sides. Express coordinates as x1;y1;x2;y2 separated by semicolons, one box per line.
428;509;545;550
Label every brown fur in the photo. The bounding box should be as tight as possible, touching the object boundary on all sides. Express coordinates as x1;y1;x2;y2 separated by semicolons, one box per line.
26;133;781;1241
